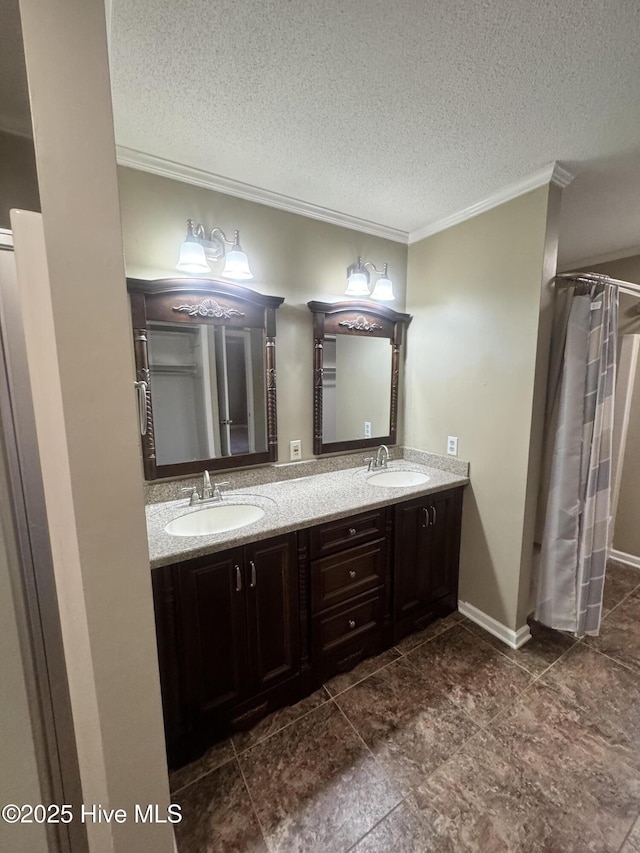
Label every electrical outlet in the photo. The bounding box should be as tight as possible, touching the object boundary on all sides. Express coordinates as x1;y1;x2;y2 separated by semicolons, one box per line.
290;439;302;461
447;436;458;456
364;421;372;438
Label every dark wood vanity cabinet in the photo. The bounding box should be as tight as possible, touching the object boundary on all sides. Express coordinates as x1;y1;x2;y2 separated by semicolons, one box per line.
153;487;464;768
153;533;301;766
305;508;392;684
393;487;463;643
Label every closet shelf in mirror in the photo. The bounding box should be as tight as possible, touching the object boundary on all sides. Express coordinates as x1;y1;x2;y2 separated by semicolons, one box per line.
127;278;284;481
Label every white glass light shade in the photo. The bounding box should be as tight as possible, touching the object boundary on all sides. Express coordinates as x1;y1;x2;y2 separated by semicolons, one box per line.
221;248;253;280
345;272;370;296
176;239;210;273
370;275;395;301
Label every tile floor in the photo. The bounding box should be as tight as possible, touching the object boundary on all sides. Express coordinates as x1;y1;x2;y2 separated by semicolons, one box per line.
171;560;640;852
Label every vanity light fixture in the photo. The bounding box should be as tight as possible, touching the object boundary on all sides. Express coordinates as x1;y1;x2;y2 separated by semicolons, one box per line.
345;257;394;301
176;219;253;280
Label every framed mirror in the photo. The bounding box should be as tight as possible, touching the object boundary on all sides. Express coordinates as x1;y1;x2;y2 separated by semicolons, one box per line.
128;278;284;479
307;300;412;455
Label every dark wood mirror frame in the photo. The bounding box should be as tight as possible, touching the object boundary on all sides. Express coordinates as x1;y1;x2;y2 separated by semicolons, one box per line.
307;300;412;455
128;277;284;480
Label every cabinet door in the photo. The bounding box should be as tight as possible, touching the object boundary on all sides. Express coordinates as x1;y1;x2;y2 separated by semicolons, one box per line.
394;488;463;640
425;490;459;603
394;500;430;621
176;548;248;724
245;534;300;692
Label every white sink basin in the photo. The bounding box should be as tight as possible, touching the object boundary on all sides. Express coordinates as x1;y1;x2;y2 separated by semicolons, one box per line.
367;470;430;488
164;504;265;537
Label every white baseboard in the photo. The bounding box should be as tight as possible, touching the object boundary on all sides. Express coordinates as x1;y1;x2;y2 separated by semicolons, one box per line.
458;601;532;649
609;549;640;570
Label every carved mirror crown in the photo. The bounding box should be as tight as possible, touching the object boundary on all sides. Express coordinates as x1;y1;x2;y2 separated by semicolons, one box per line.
128;278;284;480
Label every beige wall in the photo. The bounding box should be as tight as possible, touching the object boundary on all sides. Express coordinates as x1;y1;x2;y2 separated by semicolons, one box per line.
17;0;173;850
0;130;40;228
117;166;408;464
405;186;556;631
582;254;640;557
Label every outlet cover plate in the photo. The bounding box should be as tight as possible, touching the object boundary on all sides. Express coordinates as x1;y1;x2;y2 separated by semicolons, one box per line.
290;439;302;461
447;436;458;456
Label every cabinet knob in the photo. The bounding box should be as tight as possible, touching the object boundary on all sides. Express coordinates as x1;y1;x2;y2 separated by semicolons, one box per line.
348;619;356;630
348;527;357;536
349;570;357;579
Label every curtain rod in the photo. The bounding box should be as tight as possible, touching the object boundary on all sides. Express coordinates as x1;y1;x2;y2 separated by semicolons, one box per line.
556;271;640;300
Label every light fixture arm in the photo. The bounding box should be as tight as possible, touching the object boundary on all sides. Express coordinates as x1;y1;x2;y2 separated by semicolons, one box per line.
209;227;240;247
363;261;388;277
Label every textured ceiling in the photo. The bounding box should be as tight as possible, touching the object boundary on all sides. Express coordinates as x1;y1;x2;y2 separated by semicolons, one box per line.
108;1;640;264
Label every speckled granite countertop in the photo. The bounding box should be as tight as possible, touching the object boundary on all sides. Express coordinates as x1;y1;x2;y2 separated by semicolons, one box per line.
146;460;469;569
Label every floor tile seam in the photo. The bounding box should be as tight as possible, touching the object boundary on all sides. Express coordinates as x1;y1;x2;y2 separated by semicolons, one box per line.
577;639;640;678
602;584;640;621
232;689;334;756
397;651;484;731
392;620;458;657
617;811;640;853
522;636;580;685
325;653;404;699
331;698;405;807
169;753;237;798
234;748;275;853
343;797;410;853
467;671;537;731
456;619;540;676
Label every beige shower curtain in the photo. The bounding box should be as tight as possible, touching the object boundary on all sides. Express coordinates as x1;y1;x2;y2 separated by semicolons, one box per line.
534;282;618;637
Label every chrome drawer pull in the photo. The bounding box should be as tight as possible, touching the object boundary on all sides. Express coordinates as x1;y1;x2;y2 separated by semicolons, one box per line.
349;570;357;579
235;565;242;592
250;560;257;588
431;506;437;525
348;527;357;536
348;619;356;630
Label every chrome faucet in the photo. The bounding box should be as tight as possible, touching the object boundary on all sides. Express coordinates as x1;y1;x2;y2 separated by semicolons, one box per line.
365;445;390;471
376;444;389;469
202;469;213;499
181;471;230;505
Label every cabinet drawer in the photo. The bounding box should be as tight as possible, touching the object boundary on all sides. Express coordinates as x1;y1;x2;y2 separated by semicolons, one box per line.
309;509;386;558
312;590;384;658
311;539;385;613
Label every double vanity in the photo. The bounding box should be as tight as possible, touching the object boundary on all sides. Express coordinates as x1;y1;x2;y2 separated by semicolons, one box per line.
127;276;468;768
147;457;467;768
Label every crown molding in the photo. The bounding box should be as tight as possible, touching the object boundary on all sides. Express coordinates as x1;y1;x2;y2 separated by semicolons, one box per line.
408;161;575;244
115;146;410;244
558;244;640;272
116;148;575;249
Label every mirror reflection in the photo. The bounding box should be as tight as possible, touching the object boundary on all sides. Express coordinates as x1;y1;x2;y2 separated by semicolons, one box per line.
322;335;392;442
147;321;266;466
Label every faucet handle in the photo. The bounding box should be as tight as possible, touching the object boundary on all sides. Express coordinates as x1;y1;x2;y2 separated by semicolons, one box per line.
212;481;230;500
364;457;375;471
181;486;200;505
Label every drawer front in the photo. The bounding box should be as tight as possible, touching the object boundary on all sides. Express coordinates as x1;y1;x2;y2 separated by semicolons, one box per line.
313;591;384;658
311;539;385;613
310;509;386;558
